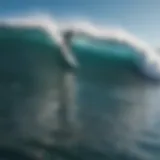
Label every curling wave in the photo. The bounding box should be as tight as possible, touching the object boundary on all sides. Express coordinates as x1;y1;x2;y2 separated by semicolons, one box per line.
0;14;160;80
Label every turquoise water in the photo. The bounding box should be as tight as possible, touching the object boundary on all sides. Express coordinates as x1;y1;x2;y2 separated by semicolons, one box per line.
0;27;160;160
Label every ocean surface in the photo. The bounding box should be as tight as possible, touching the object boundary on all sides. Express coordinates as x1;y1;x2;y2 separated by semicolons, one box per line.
1;16;160;160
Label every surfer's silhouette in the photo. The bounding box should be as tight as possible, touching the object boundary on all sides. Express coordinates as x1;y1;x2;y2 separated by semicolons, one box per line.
63;30;74;45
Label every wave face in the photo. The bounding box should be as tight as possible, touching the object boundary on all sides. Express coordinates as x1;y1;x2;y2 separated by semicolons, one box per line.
0;15;160;160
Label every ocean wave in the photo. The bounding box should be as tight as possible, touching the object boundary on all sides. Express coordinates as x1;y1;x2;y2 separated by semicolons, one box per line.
1;13;160;160
0;14;160;80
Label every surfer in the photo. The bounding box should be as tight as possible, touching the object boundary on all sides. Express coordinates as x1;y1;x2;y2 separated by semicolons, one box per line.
60;30;78;69
63;30;74;46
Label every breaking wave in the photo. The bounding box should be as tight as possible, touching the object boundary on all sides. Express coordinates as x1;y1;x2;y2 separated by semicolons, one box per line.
1;13;160;80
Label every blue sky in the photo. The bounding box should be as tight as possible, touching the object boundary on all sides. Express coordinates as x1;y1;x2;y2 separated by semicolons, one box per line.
0;0;160;46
